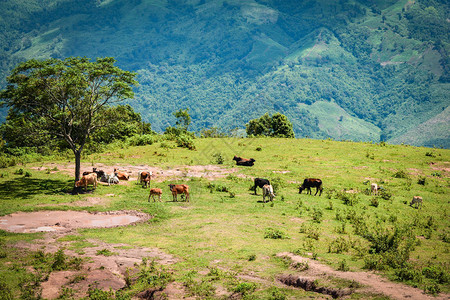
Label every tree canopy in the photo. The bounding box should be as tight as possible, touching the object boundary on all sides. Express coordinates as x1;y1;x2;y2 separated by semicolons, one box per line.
0;56;137;182
246;113;295;138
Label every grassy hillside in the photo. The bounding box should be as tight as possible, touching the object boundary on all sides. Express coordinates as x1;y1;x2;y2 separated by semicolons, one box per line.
0;0;449;147
0;138;449;298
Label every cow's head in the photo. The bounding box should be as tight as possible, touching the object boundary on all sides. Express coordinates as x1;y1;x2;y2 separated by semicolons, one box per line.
75;180;83;187
168;184;175;190
233;156;240;161
298;186;304;194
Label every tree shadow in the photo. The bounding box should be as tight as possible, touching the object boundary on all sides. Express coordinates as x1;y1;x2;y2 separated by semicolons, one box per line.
0;177;74;200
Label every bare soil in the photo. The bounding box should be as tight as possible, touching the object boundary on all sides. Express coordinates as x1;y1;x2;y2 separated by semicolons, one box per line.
277;252;449;300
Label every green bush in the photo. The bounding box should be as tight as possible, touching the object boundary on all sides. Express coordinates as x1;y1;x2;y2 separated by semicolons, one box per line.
328;237;350;253
337;259;350;271
175;134;196;150
393;170;409;179
264;228;289;239
127;134;158;146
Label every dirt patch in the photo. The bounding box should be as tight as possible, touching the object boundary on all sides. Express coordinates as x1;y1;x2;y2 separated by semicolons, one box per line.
0;210;150;233
32;163;240;182
277;252;449;300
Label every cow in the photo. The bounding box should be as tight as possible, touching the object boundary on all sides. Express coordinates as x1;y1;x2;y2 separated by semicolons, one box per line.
114;168;129;180
233;156;255;166
298;178;323;196
148;188;163;202
82;168;105;179
100;172;119;185
262;184;275;203
253;178;270;195
410;196;423;209
168;184;189;202
371;183;379;195
138;171;152;188
75;173;97;191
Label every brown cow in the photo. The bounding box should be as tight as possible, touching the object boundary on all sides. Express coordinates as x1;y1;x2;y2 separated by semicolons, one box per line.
139;171;152;188
233;155;255;166
114;168;129;180
298;178;323;196
75;173;97;191
168;184;189;202
148;188;162;202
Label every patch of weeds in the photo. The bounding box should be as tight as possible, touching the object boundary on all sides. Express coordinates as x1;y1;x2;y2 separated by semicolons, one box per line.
248;254;256;261
311;208;323;223
328;237;350;254
212;153;224;164
326;200;333;210
431;171;441;177
51;249;82;271
265;287;287;300
379;189;392;200
417;176;426;185
58;287;76;299
422;264;449;284
392;170;409;179
96;249;116;256
183;271;215;298
299;223;320;240
87;285;115;299
264;228;290;239
424;283;441;295
337;259;350;272
425;151;435;157
370;197;379;207
292;261;309;271
335;191;359;206
233;282;256;297
256;146;262;151
14;168;24;175
439;232;450;243
366;152;375;159
270;177;284;194
0;280;13;300
334;222;346;234
68;274;86;284
207;182;229;193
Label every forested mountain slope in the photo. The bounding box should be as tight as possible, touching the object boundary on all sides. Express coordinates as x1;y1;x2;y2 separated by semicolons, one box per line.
1;0;449;147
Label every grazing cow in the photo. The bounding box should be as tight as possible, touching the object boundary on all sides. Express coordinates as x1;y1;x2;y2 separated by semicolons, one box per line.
233;156;255;166
75;173;97;191
114;168;129;180
138;171;152;188
371;183;379;195
253;178;270;195
148;188;163;202
168;184;189;202
262;184;275;203
298;178;323;196
410;196;423;209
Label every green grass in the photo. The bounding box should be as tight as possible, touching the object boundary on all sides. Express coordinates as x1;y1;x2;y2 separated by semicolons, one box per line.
0;137;449;298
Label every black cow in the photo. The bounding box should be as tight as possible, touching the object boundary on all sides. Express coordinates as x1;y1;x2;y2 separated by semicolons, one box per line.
82;167;105;179
253;178;270;195
233;156;255;166
298;178;323;196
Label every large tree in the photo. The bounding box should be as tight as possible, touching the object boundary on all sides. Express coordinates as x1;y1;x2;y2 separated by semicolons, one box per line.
246;113;295;138
0;57;137;183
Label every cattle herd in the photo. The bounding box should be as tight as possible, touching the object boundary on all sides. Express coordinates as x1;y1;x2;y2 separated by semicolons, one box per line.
76;155;423;208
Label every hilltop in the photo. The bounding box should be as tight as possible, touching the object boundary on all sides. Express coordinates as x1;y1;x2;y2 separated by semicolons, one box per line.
0;0;449;147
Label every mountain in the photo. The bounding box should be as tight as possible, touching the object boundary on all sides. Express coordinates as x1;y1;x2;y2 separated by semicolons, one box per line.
0;0;449;147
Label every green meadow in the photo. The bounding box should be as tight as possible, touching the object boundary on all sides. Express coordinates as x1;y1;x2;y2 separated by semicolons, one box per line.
0;138;449;299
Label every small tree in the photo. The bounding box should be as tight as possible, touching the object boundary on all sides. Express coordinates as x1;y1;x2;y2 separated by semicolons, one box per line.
0;57;137;184
246;112;295;138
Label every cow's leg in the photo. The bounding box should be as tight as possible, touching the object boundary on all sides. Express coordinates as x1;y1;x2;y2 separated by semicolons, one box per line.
254;184;257;195
185;191;189;202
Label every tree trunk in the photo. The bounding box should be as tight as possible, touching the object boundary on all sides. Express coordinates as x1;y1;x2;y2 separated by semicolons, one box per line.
74;149;81;183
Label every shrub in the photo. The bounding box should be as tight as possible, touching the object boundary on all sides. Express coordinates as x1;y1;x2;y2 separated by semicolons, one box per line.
417;176;426;185
370;197;379;207
395;266;423;282
14;168;24;175
264;228;289;239
127;134;158;146
393;170;409;179
24;171;32;177
328;237;350;253
425;284;441;295
0;155;18;168
337;259;350;271
233;282;256;295
311;208;323;223
299;223;321;240
175;134;196;150
266;287;287;300
0;280;13;300
212;152;224;164
379;189;392;200
422;265;449;283
335;191;359;206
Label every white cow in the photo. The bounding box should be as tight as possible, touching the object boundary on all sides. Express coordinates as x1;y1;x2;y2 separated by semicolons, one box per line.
371;183;379;195
262;184;275;203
